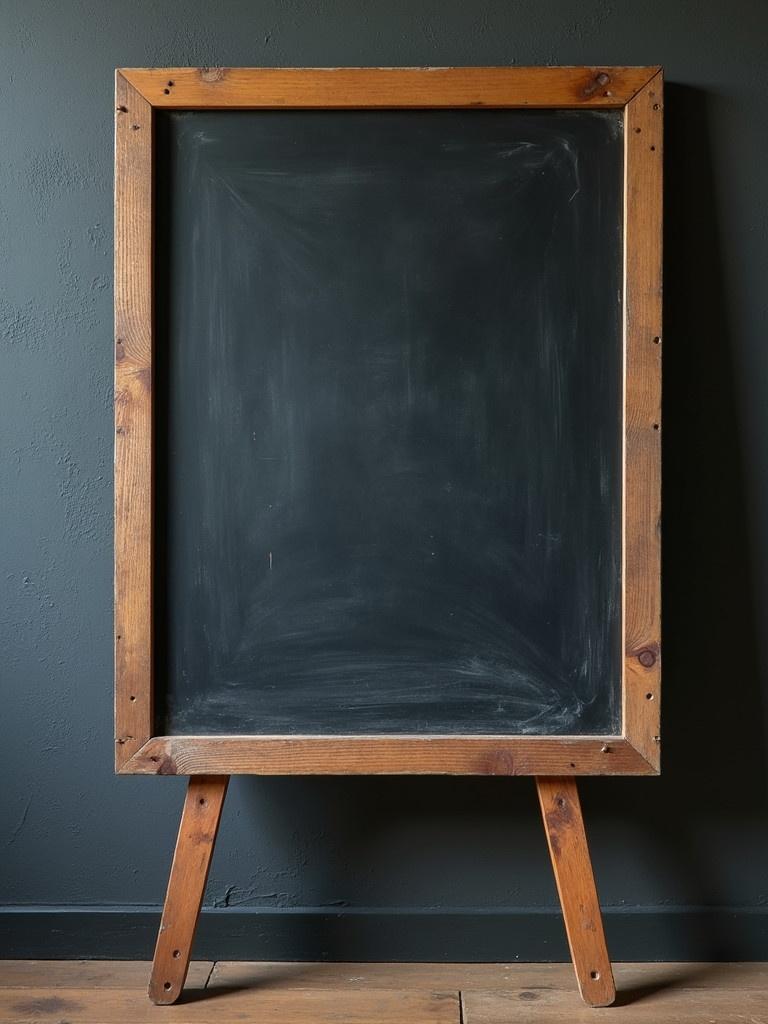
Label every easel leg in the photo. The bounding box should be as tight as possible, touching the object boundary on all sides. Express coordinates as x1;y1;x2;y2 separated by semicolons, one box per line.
148;775;229;1005
535;776;616;1008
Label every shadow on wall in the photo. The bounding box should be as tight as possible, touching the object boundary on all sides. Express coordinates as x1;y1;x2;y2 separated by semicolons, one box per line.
211;83;767;961
594;80;768;952
660;82;767;811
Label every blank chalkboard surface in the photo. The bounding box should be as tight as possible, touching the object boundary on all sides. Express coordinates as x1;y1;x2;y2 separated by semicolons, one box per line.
154;107;623;737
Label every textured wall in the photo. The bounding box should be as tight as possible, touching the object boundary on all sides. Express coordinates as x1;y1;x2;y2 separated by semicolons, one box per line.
2;0;768;958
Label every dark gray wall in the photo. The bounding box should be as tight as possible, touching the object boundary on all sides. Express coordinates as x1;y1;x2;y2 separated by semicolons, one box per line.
2;0;768;959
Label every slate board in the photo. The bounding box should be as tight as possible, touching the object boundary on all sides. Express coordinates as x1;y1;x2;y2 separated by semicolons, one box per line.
154;107;623;736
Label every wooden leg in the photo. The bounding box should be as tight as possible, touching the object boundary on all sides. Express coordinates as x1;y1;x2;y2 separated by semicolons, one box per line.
535;776;616;1008
148;775;229;1005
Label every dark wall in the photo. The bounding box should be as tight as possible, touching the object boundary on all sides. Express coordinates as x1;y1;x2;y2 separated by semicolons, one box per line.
3;0;768;960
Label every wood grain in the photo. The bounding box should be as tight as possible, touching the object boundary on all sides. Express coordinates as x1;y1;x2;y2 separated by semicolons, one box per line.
623;70;663;769
120;66;658;110
0;987;458;1023
114;70;154;769
462;987;768;1023
0;962;211;989
536;777;615;1007
148;777;228;1005
3;962;768;1023
122;735;656;776
207;960;768;993
3;961;768;994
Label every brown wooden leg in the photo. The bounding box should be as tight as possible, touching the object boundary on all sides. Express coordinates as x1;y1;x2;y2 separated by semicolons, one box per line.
148;775;229;1005
535;776;616;1008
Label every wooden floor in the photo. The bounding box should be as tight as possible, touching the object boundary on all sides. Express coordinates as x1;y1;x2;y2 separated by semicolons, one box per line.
0;960;767;1022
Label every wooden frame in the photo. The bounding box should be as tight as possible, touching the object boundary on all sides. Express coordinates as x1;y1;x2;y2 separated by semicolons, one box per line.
115;66;662;777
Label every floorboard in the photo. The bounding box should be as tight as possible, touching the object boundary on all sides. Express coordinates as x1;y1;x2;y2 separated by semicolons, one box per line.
0;960;765;1022
0;961;212;989
208;959;768;992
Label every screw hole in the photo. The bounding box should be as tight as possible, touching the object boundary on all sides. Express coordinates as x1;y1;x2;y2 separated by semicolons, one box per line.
652;336;661;344
131;124;140;131
590;970;600;981
173;949;181;958
653;423;659;431
653;103;660;110
650;145;656;151
163;88;170;95
117;105;128;113
130;695;136;702
556;797;565;807
199;798;206;806
569;762;576;768
603;90;612;97
646;692;654;700
634;127;642;133
168;80;174;86
163;981;172;991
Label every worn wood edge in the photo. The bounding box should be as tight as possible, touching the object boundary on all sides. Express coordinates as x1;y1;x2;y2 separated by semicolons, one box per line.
622;64;664;102
118;66;659;109
114;70;154;770
117;736;657;776
622;69;663;772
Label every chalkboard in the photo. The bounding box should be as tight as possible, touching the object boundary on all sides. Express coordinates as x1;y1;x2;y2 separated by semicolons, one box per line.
153;107;624;738
115;73;662;1005
115;67;661;776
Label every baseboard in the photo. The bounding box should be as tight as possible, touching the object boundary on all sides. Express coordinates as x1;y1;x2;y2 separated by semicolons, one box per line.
1;906;767;961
